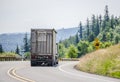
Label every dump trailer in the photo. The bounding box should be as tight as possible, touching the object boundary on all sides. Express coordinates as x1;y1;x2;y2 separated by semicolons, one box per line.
30;29;58;66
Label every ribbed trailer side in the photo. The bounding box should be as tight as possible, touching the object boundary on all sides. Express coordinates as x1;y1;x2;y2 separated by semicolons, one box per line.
36;31;52;55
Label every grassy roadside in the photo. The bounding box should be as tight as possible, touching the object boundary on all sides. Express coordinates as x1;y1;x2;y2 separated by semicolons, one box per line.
0;52;22;61
0;52;21;59
75;44;120;79
0;52;17;57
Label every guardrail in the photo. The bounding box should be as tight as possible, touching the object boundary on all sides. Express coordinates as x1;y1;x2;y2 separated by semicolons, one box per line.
0;57;79;61
60;58;79;61
0;57;21;61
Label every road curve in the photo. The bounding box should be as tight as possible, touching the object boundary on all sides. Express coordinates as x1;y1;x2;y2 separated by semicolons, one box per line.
0;61;120;82
7;67;35;82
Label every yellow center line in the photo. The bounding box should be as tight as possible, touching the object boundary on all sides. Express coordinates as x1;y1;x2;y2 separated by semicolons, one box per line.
7;67;35;82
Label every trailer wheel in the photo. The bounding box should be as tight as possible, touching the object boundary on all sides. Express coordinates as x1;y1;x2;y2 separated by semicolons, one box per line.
31;63;34;66
56;61;58;64
31;61;36;66
50;61;54;66
54;61;56;66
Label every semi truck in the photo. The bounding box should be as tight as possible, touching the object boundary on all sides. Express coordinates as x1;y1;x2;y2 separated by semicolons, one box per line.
30;29;58;66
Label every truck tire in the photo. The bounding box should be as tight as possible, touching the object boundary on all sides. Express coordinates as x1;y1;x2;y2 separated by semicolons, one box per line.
54;61;56;66
31;61;36;66
56;61;58;64
31;64;34;66
50;61;54;66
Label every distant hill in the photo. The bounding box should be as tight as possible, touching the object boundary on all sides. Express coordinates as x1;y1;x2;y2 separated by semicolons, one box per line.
57;27;79;42
0;27;79;52
0;33;25;52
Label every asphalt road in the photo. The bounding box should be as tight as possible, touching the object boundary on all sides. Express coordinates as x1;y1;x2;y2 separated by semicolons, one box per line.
0;61;120;82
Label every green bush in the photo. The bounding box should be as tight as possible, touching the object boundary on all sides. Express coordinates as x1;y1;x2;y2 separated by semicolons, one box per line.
24;52;30;59
100;42;112;48
110;71;120;78
77;41;89;57
87;44;94;53
58;43;67;58
66;45;78;58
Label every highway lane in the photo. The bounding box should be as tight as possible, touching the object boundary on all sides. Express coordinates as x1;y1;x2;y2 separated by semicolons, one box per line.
0;61;120;82
0;61;28;82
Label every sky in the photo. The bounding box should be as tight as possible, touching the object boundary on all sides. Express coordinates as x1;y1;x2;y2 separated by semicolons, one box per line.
0;0;120;34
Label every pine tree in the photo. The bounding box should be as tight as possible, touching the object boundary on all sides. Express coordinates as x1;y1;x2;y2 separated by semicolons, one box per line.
110;32;114;41
115;16;119;26
79;21;82;39
15;45;20;55
91;15;96;33
102;33;107;41
86;18;90;37
75;34;79;44
115;35;119;44
99;15;102;32
23;33;29;52
95;16;100;36
88;33;95;42
102;19;106;31
0;44;3;53
110;15;114;29
104;5;109;22
102;5;110;31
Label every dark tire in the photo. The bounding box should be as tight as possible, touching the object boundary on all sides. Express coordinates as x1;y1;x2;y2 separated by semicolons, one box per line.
56;61;58;64
31;63;34;66
54;61;56;65
51;61;54;66
31;61;36;66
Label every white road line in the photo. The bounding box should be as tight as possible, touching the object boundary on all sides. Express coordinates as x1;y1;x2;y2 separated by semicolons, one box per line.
7;67;35;82
58;62;115;82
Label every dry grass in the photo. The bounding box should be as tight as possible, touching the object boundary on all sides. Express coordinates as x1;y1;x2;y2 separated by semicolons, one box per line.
76;44;120;78
0;52;17;57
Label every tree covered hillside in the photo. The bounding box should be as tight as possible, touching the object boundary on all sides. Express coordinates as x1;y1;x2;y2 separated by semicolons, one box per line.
59;5;120;58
